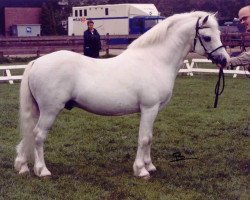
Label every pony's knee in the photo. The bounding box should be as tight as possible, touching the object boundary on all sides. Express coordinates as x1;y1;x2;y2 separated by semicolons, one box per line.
139;135;152;147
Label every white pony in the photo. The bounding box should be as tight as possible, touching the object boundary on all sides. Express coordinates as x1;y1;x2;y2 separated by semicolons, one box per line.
15;11;229;178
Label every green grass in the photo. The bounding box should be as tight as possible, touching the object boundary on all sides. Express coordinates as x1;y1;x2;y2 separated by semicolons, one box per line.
0;75;249;200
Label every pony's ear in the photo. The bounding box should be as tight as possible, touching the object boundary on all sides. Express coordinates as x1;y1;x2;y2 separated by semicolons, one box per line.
212;11;218;18
202;15;209;25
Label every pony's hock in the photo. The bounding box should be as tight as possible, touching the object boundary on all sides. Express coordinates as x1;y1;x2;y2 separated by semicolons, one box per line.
15;11;229;178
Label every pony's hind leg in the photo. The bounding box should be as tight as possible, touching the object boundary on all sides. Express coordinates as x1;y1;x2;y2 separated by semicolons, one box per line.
15;107;39;174
15;138;34;174
133;104;159;178
15;61;39;175
33;110;60;177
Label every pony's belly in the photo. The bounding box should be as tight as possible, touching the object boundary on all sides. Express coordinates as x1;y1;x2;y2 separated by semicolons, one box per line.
79;104;140;116
74;98;140;116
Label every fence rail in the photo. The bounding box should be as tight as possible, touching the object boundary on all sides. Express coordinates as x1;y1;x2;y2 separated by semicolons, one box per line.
0;33;249;56
181;59;249;78
0;65;26;84
1;59;249;84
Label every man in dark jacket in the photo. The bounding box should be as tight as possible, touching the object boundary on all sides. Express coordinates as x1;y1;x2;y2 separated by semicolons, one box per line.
83;20;101;58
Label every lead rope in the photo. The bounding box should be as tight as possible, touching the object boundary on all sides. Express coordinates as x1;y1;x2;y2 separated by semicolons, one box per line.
214;68;225;108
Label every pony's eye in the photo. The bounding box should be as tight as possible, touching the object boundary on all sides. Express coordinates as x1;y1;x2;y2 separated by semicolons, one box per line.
203;36;211;42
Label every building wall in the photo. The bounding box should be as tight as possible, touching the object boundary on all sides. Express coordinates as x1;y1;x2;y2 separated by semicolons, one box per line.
4;7;41;36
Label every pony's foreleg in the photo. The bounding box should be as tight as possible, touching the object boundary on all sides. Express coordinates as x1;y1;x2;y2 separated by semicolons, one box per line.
33;112;58;177
133;104;159;178
144;142;157;173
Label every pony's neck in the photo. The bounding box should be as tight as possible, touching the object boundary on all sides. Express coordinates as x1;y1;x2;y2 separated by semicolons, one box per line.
127;15;197;71
153;19;195;72
125;14;200;76
166;20;195;66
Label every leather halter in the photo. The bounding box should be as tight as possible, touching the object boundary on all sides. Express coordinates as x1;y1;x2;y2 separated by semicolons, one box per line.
193;17;226;108
193;17;224;62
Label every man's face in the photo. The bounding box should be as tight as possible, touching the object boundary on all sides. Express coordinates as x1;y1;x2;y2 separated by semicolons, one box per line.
88;23;94;30
238;6;250;32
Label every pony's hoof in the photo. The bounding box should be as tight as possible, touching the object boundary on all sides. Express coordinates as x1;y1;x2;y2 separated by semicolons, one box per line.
19;166;30;175
146;163;157;172
134;167;150;178
15;158;30;174
34;165;51;177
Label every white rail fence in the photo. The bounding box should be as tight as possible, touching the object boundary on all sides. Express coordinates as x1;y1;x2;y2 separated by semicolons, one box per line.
0;65;26;84
181;59;249;78
1;59;249;84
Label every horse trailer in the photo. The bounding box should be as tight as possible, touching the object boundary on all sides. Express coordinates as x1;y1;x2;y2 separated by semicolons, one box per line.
68;4;165;37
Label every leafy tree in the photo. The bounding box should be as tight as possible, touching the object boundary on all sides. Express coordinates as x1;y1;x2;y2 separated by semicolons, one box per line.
40;2;57;35
41;0;68;35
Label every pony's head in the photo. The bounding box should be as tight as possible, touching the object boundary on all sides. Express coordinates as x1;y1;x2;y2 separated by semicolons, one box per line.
192;12;229;67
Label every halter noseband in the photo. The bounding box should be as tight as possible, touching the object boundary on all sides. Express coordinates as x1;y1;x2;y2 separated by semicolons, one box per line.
193;17;224;62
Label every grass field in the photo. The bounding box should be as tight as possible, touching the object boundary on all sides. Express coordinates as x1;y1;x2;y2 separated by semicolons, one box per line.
0;74;249;200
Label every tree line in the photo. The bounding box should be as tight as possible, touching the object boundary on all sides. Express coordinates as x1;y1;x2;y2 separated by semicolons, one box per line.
41;0;248;35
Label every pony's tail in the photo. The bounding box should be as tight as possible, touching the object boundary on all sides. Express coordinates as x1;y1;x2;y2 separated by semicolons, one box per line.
15;61;39;172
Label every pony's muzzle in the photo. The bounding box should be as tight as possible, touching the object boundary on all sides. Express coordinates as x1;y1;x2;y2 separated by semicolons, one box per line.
213;55;227;68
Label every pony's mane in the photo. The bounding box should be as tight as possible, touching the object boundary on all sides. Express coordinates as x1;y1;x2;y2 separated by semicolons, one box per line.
128;11;217;49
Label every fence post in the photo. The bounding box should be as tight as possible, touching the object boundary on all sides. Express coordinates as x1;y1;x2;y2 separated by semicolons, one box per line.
5;69;14;84
105;33;110;56
36;50;40;57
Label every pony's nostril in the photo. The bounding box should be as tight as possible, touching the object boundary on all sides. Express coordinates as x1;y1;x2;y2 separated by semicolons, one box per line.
214;55;227;67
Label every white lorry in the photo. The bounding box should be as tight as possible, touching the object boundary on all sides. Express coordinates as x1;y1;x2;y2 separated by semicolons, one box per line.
68;4;164;37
